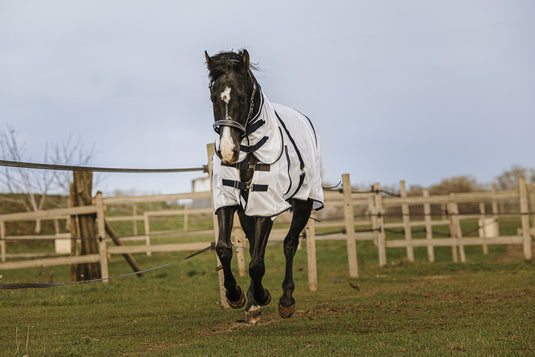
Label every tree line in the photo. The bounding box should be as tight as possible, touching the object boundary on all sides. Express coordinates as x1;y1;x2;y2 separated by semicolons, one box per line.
407;166;535;197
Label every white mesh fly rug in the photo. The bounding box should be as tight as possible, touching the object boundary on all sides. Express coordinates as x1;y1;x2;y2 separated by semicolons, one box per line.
212;92;324;217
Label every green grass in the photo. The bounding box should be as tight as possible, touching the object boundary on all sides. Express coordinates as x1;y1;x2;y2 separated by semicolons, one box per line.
1;232;534;356
1;215;534;355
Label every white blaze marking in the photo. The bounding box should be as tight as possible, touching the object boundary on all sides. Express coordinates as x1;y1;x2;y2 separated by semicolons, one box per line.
220;126;235;163
220;86;231;104
219;86;234;162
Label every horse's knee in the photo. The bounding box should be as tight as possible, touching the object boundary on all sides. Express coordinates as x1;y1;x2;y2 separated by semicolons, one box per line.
216;241;233;262
283;236;299;257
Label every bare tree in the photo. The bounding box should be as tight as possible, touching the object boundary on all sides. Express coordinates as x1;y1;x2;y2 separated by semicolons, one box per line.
0;126;54;232
0;125;95;233
48;135;95;193
494;165;535;191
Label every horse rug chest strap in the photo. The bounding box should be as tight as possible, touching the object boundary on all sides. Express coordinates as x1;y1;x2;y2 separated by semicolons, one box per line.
222;179;268;192
246;119;265;135
221;161;271;172
240;136;269;153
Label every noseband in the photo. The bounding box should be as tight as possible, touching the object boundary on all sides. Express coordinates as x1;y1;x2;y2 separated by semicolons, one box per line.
213;71;257;137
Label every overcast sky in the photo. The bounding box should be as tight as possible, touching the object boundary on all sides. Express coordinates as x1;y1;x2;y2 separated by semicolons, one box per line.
1;0;534;195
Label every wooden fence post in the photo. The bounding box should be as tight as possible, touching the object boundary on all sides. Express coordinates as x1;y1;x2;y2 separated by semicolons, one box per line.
399;180;414;262
491;184;500;233
423;189;434;262
306;214;318;291
479;202;489;255
342;174;358;277
54;219;60;235
95;192;109;282
184;206;189;232
132;205;138;236
72;171;101;280
69;183;78;281
143;212;151;256
519;176;532;260
207;143;228;307
448;199;465;262
0;221;5;263
368;196;378;247
529;184;535;235
456;202;466;263
374;182;387;267
233;212;246;277
447;200;459;263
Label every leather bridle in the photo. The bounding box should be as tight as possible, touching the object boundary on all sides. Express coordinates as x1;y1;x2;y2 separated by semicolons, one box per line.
212;71;257;137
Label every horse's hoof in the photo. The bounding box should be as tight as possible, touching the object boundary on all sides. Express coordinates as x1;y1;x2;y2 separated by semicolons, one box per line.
227;287;246;309
278;301;295;319
257;289;271;306
245;305;261;325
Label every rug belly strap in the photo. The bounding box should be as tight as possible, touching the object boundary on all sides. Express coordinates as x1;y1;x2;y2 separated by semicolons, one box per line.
222;179;268;192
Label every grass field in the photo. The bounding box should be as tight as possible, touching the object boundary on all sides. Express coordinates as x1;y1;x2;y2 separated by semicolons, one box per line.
1;218;534;356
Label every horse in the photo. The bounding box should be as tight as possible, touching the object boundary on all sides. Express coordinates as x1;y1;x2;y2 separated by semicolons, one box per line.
205;49;324;324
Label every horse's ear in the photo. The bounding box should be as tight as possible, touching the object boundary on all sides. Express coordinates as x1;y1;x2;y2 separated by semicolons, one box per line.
205;51;213;71
241;50;250;72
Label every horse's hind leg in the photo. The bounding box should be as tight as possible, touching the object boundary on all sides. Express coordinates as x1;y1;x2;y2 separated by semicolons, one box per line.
279;199;313;318
216;206;245;308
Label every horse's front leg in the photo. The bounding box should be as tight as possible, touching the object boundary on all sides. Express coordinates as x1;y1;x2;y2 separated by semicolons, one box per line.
279;199;313;318
216;206;245;308
240;213;273;324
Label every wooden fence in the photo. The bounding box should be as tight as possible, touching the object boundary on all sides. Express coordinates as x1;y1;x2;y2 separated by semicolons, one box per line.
379;176;533;265
1;145;533;299
318;175;533;275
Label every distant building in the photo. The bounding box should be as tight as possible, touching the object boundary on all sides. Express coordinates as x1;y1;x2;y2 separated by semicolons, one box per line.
192;175;211;209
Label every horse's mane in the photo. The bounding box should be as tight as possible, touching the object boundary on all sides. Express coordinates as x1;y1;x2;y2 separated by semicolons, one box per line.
207;50;258;81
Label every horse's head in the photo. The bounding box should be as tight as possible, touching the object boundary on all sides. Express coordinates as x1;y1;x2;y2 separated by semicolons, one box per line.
205;49;258;164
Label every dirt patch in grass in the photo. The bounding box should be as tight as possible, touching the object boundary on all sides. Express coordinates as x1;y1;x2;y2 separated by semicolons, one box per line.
496;243;535;262
196;313;281;337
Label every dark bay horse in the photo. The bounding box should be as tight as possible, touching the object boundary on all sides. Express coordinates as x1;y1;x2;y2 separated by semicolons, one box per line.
205;49;323;324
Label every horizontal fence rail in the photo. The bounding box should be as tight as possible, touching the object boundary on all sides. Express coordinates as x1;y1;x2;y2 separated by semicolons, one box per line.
0;159;207;173
1;147;533;300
